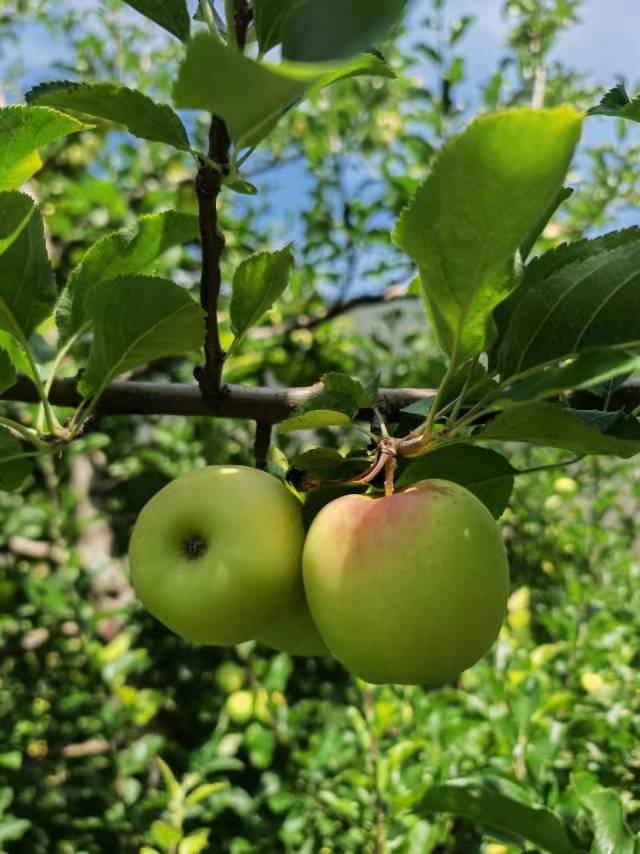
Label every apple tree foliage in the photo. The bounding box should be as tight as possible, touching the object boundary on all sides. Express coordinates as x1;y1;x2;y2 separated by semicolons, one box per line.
1;0;640;851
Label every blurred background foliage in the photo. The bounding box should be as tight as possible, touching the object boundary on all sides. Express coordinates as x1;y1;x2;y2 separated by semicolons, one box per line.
0;0;639;850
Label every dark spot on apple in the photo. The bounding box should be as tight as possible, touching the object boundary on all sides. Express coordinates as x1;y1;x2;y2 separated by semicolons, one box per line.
182;534;207;560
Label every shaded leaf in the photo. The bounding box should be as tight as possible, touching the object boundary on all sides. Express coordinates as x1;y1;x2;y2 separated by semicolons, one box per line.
572;772;636;854
519;186;573;262
479;404;640;458
0;428;33;492
588;82;640;124
421;778;580;854
230;246;294;344
122;0;190;42
0;350;16;394
80;276;204;397
0;190;35;255
0;194;55;342
173;33;393;149
322;372;372;408
497;236;640;378
57;211;199;343
0;105;91;191
253;0;298;53
501;349;640;406
282;0;407;62
27;82;190;151
393;108;582;361
397;444;515;518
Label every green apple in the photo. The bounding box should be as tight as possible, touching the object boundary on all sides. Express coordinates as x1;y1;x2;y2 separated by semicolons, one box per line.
129;465;305;645
303;479;509;685
257;587;328;657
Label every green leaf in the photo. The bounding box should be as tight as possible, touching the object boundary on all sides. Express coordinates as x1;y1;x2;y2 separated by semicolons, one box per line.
173;33;394;149
421;778;580;854
0;817;32;844
0;194;55;341
0;787;12;813
397;445;515;518
150;820;182;850
244;722;276;769
27;82;190;151
322;372;372;408
479;404;640;458
501;349;640;406
572;772;636;854
279;372;374;433
392;107;582;362
0;428;33;492
156;757;180;797
279;409;353;434
178;829;210;854
80;276;205;397
282;0;407;62
0;191;35;255
0;350;16;394
225;177;258;195
230;245;294;345
122;0;190;42
519;186;573;262
185;782;228;806
57;211;199;343
253;0;298;53
0;105;91;191
497;236;640;378
289;448;370;483
588;82;640;124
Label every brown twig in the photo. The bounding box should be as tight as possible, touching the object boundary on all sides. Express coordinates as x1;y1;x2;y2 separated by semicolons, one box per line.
196;117;231;399
249;287;418;339
254;421;272;470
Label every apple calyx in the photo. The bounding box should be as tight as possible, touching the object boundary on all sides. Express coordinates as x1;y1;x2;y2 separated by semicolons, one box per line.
182;534;208;560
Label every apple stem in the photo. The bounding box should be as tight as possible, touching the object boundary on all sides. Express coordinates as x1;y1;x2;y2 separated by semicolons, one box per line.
384;453;397;497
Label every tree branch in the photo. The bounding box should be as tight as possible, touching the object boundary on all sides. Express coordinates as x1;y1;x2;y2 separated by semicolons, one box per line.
3;376;640;425
249;287;418;339
196;117;231;398
1;375;433;423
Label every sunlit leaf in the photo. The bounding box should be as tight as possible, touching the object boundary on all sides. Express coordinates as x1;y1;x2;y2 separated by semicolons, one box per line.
173;33;394;149
0;105;91;191
230;245;294;345
57;211;199;343
80;276;204;397
27;82;191;151
572;772;637;854
393;108;582;361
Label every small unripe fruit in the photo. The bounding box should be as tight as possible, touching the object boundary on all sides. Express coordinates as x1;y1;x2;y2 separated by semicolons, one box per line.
303;480;509;685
